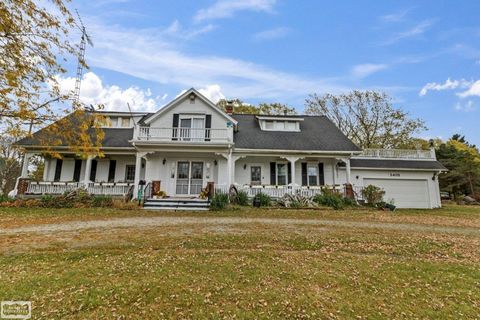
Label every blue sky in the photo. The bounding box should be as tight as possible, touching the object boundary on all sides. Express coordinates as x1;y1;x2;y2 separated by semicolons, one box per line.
62;0;480;145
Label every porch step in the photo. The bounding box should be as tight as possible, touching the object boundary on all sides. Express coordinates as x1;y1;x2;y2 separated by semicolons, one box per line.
143;198;210;211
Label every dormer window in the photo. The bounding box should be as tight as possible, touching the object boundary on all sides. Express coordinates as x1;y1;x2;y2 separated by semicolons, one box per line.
257;116;303;132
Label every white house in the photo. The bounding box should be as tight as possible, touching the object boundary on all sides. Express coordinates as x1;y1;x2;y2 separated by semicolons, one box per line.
14;88;446;209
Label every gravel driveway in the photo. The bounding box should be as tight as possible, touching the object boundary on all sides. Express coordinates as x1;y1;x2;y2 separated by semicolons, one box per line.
0;216;478;236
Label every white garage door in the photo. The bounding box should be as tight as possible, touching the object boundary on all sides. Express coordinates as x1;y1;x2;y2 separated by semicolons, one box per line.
363;179;430;209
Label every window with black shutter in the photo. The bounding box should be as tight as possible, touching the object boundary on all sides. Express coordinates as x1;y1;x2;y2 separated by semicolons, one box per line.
89;160;97;182
318;163;325;185
73;159;82;182
54;159;63;182
172;113;179;141
301;163;307;186
205;114;211;141
270;162;276;185
108;160;117;182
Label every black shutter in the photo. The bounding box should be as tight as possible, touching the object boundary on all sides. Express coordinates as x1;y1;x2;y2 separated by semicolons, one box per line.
270;162;276;185
301;163;307;186
172;113;179;141
54;159;63;182
90;160;97;182
108;160;117;182
205;114;211;141
318;163;325;186
73;159;82;182
287;163;292;184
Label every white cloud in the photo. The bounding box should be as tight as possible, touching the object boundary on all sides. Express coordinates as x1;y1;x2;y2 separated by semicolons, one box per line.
54;72;161;112
253;27;290;41
198;84;225;103
419;78;471;96
454;100;476;112
351;63;388;78
164;20;216;39
84;19;345;101
194;0;276;22
380;8;411;23
382;20;434;45
457;80;480;98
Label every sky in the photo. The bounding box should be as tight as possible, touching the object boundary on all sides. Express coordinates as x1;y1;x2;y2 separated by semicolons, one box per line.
58;0;480;145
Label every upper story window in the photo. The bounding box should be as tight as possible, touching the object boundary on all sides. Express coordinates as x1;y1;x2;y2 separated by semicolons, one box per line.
103;116;133;128
257;116;303;132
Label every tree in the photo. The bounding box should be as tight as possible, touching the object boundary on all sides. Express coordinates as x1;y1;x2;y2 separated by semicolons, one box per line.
0;136;20;196
217;99;296;115
304;90;426;149
436;135;480;197
1;0;103;157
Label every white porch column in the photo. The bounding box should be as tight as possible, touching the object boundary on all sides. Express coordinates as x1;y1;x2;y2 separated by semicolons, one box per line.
133;152;143;198
42;157;50;181
83;156;93;184
21;153;33;178
345;158;351;184
227;151;233;187
285;157;300;186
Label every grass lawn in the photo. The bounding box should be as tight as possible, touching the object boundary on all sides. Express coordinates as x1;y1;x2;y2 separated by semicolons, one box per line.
0;205;479;319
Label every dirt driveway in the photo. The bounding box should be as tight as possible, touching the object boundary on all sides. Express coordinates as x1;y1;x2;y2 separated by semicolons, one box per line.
1;216;479;236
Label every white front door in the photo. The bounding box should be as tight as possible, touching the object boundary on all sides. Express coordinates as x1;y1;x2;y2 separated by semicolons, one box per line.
176;161;204;195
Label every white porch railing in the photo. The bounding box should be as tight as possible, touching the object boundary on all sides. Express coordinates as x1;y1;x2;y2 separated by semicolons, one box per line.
229;185;345;199
137;127;231;143
360;148;435;160
26;181;133;196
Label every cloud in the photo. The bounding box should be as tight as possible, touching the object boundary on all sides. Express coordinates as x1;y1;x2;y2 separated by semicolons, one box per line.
380;8;411;23
419;78;471;96
382;20;434;45
454;100;476;112
54;72;161;112
457;80;480;98
194;0;276;22
84;19;345;101
253;27;290;41
164;20;216;39
198;84;225;103
351;63;388;78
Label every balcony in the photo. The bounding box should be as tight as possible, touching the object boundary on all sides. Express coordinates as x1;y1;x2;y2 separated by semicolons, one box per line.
136;127;232;143
360;148;436;160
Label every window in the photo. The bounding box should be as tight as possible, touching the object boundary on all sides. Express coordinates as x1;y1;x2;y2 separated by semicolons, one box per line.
179;116;205;141
251;166;261;185
125;165;136;182
274;121;285;130
286;121;296;130
307;164;318;186
109;117;118;127
260;119;301;132
277;163;287;185
265;120;274;129
121;117;130;127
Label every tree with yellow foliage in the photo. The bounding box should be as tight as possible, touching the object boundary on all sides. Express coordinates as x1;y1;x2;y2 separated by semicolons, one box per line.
0;0;103;158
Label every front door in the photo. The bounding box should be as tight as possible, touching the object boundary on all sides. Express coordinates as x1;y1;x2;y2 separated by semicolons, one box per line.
176;161;204;195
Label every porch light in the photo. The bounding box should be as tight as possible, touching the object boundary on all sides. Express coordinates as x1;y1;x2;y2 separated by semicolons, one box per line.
243;164;247;170
214;160;218;166
163;158;166;165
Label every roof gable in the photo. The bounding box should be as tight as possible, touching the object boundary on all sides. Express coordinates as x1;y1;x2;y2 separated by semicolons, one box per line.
143;88;237;125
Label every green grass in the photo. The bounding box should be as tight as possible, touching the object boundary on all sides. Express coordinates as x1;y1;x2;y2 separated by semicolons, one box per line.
0;205;479;319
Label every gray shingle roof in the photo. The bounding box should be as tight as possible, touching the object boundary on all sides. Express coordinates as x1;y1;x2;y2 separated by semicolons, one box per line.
231;114;361;152
350;159;447;171
16;128;134;148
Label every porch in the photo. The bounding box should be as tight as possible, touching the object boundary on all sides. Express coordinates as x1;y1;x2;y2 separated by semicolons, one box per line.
24;181;133;196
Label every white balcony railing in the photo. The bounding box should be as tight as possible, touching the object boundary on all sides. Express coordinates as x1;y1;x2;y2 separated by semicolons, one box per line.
360;148;435;160
137;127;232;143
26;181;133;196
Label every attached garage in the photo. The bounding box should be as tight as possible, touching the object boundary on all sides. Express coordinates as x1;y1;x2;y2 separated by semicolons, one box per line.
337;158;448;209
363;178;430;209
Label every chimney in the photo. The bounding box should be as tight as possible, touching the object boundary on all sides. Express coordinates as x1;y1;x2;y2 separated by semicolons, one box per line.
225;100;234;115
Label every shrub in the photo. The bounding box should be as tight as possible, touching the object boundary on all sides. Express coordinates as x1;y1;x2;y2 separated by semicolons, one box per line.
342;196;358;207
313;189;345;210
210;192;229;211
91;195;114;207
0;195;14;203
112;199;139;210
254;192;272;207
361;185;385;206
232;190;249;206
